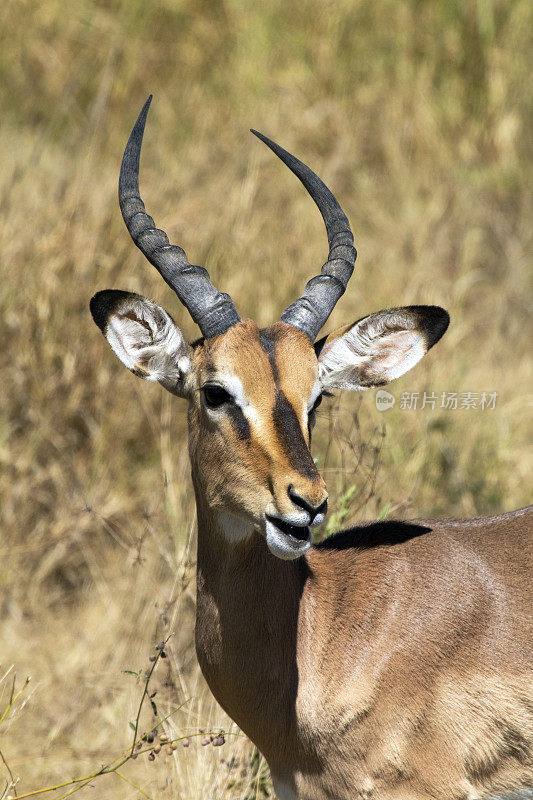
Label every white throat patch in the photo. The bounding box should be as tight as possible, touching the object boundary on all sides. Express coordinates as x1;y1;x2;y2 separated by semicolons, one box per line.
217;512;254;543
271;776;299;800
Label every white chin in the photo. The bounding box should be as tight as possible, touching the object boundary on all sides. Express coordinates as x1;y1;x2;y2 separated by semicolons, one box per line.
265;520;311;561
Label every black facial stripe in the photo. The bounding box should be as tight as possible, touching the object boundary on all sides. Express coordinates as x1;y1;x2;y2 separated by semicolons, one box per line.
226;403;251;442
273;390;318;480
259;329;279;382
259;328;318;479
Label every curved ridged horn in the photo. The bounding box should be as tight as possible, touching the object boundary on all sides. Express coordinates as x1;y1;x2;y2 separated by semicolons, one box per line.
251;130;356;341
119;96;241;339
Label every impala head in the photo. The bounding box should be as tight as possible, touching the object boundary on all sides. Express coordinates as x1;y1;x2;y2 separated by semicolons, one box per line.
91;97;449;560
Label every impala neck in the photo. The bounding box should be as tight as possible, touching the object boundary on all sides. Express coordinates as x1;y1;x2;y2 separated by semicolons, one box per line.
193;491;307;762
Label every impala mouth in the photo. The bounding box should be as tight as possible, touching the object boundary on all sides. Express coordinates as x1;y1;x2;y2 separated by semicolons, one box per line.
265;515;311;560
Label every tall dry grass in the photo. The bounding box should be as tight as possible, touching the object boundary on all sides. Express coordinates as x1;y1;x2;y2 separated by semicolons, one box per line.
0;0;531;797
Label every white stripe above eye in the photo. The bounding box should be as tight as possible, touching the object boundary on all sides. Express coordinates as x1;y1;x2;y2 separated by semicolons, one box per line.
220;374;248;408
209;372;261;424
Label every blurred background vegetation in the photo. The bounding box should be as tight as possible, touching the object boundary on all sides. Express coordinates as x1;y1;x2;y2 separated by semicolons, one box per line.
0;0;531;797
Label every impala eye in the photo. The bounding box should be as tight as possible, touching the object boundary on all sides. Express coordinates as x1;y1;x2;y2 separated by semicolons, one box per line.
203;385;231;408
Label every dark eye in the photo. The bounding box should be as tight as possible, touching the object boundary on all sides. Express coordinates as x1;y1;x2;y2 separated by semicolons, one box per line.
203;385;231;408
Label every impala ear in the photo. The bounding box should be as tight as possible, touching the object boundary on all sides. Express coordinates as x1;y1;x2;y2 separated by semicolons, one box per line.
90;290;192;397
316;306;449;391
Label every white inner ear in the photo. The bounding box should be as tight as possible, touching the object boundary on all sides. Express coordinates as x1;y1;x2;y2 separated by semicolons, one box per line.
368;330;425;379
318;312;427;391
106;300;190;390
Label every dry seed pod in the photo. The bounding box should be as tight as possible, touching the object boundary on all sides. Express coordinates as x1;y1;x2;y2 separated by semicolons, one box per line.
159;733;168;743
148;751;156;762
182;737;190;747
201;735;211;746
146;731;155;743
156;641;165;650
149;655;156;662
153;744;162;754
213;734;226;746
131;752;138;760
166;746;174;756
170;743;178;751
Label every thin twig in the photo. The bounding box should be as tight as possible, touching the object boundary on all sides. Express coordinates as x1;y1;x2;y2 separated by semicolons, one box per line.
0;666;14;687
13;775;96;800
0;678;30;726
55;773;99;800
114;771;155;800
11;729;242;800
0;749;17;797
130;634;173;756
11;699;193;799
5;640;242;800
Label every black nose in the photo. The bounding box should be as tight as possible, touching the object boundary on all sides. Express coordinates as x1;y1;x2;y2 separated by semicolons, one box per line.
288;486;328;522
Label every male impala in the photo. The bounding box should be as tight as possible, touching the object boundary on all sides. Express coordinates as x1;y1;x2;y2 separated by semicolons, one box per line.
90;97;532;800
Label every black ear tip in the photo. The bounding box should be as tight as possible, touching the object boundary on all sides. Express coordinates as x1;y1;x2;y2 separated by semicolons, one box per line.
90;292;107;331
90;289;131;333
424;306;450;349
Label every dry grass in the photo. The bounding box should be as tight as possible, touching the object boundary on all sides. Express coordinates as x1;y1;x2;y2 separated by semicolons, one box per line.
0;0;531;797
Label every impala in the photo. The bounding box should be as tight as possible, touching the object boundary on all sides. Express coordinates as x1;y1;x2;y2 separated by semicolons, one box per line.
90;97;532;800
